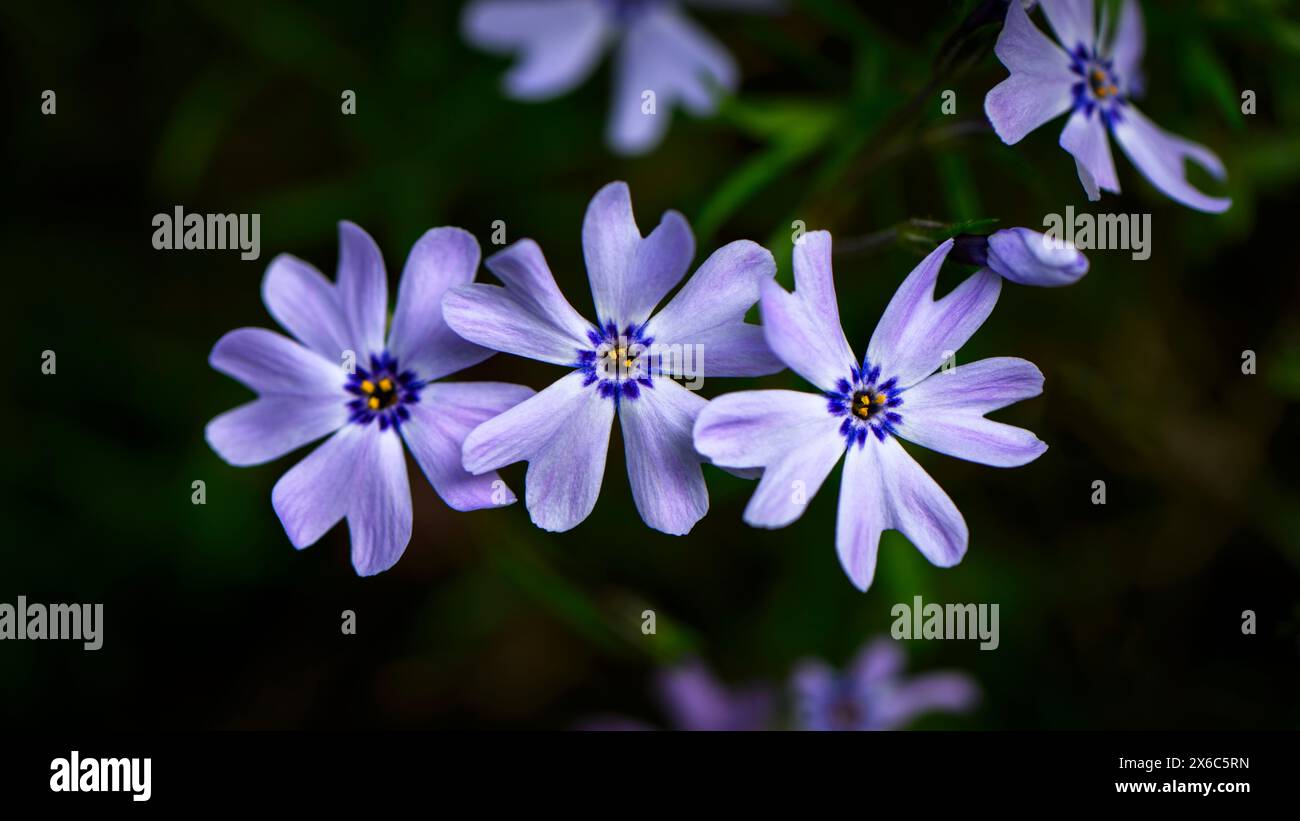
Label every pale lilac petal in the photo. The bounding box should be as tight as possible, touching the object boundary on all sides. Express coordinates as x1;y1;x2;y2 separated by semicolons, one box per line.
400;382;534;511
1107;0;1144;93
1111;104;1231;213
462;0;609;100
643;239;776;363
347;429;413;576
866;241;1002;388
336;221;388;358
693;390;845;528
582;181;695;324
462;372;614;532
387;227;494;381
1060;109;1120;201
608;6;737;154
654;322;782;379
877;437;968;568
835;441;888;591
893;358;1046;467
206;396;347;467
874;672;980;730
620;379;709;535
209;328;345;398
271;424;368;550
984;0;1076;144
849;637;906;685
985;228;1088;287
1038;0;1095;51
261;254;351;360
443;238;595;365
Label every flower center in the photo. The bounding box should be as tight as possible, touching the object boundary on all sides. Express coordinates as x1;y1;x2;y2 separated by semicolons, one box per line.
827;363;903;447
1069;45;1125;124
345;352;424;431
575;322;655;402
600;0;660;23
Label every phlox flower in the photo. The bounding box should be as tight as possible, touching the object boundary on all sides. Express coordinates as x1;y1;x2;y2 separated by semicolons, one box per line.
579;659;774;731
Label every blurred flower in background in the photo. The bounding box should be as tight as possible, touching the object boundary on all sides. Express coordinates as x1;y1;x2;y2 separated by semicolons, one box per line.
580;659;776;730
985;0;1230;212
461;0;777;154
793;637;979;731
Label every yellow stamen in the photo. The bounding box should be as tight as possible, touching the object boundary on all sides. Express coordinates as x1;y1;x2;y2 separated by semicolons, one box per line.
378;378;393;392
360;379;375;394
368;397;380;410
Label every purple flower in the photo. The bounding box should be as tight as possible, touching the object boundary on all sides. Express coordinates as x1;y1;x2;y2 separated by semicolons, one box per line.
984;0;1230;213
694;232;1046;591
462;0;774;155
442;181;782;535
206;223;534;575
580;659;775;731
952;226;1089;287
793;637;979;730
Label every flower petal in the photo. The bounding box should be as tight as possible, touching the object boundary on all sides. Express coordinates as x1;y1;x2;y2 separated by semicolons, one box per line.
388;227;494;381
347;428;413;576
400;381;535;511
1060;109;1120;201
655;661;774;732
209;327;345;398
644;238;776;359
336;221;389;358
894;358;1048;468
985;227;1089;287
984;0;1076;144
866;240;1001;388
206;396;347;467
1107;0;1144;94
443;238;595;365
694;389;845;528
835;441;890;591
654;321;782;380
462;372;614;532
271;424;367;550
582;181;695;324
620;378;709;535
873;673;980;730
1111;103;1231;213
261;254;351;360
877;437;969;569
462;0;609;100
1038;0;1096;52
848;637;906;685
608;6;737;154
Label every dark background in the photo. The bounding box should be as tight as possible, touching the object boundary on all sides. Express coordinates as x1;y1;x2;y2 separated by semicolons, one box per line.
5;0;1300;730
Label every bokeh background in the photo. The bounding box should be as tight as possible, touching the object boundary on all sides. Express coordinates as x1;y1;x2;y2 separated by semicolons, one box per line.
6;0;1300;730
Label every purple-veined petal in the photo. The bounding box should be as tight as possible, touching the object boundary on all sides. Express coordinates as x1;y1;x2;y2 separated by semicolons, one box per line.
1107;0;1144;94
582;181;695;324
866;240;1001;389
347;428;413;576
206;395;347;467
1111;104;1231;214
694;390;846;528
462;0;609;100
210;327;346;398
985;228;1089;287
620;378;709;535
387;227;494;382
1038;0;1096;52
400;381;535;512
608;5;737;155
653;321;782;379
896;415;1046;468
873;672;980;730
261;254;352;361
443;238;595;365
835;440;888;591
644;238;775;358
336;221;388;359
984;0;1076;144
462;372;615;532
877;436;969;569
757;235;858;392
271;423;368;550
1060;108;1120;201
